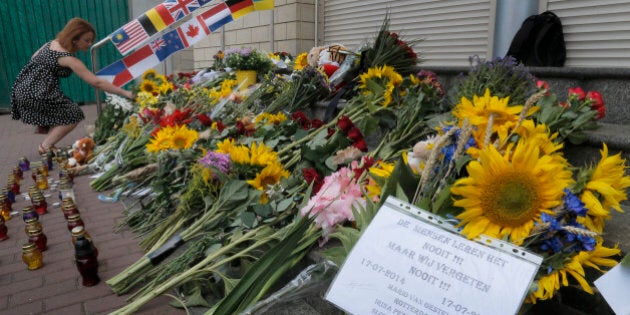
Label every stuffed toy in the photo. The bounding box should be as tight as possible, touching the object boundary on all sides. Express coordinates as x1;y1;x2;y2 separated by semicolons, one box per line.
70;137;95;165
307;44;347;77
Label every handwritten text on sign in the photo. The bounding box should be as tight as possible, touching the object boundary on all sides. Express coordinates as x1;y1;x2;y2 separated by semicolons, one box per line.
326;197;541;315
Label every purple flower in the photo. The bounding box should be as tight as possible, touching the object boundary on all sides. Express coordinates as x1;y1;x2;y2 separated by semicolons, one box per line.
199;151;232;174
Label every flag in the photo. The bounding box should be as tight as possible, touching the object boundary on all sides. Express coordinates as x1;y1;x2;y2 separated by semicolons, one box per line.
253;0;274;11
96;60;133;87
199;2;233;32
225;0;254;20
152;29;186;61
164;0;201;21
138;4;174;36
124;45;161;79
178;18;208;47
110;20;149;55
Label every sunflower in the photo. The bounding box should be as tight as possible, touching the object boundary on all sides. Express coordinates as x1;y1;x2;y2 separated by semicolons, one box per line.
358;65;403;107
141;69;158;80
227;145;251;165
255;112;287;125
246;162;290;203
453;89;530;147
146;126;175;153
170;125;198;150
578;144;630;232
451;138;573;244
293;52;309;71
248;142;279;167
136;91;158;109
365;161;395;200
215;138;236;155
140;80;159;94
527;241;620;303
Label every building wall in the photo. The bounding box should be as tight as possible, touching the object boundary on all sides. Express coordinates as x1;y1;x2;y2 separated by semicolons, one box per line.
192;0;317;70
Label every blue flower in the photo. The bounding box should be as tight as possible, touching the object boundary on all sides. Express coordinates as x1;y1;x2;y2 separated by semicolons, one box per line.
563;189;587;216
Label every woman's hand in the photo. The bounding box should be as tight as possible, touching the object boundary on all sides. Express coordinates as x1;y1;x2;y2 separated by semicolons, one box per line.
123;90;135;99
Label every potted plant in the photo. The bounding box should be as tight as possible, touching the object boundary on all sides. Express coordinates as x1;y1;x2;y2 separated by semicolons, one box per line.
224;47;273;90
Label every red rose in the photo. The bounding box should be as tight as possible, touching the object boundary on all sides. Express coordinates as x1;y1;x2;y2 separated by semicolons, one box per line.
302;168;323;193
595;106;605;120
558;102;570;109
311;119;324;129
536;80;549;90
337;115;354;132
353;139;368;152
347;127;363;141
196;113;212;126
215;121;226;132
586;91;604;109
568;87;586;101
327;128;335;138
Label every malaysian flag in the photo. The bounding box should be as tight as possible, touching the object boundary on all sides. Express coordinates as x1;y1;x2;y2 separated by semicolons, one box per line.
111;20;149;55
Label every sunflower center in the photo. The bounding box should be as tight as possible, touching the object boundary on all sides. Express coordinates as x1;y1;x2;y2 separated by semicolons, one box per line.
482;171;540;226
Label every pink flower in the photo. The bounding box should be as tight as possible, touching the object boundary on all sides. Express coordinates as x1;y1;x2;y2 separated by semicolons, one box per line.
536;80;549;90
300;167;366;241
568;87;586;101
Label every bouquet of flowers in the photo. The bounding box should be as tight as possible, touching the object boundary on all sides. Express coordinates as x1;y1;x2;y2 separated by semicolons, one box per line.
224;47;273;73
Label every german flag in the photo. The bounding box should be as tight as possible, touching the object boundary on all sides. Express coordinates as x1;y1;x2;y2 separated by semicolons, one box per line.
138;4;175;35
225;0;254;20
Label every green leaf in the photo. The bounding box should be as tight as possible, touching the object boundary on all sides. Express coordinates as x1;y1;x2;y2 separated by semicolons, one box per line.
276;198;293;213
621;254;630;267
240;211;257;228
252;204;272;217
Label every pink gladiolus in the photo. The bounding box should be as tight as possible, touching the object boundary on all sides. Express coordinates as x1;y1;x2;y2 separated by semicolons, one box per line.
300;167;366;241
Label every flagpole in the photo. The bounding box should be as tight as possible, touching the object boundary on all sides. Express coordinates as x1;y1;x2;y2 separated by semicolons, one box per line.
90;37;112;116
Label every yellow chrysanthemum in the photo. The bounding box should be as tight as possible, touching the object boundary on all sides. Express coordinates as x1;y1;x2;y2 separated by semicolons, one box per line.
121;116;141;138
358;65;403;107
453;89;530;146
146;127;175;153
293;52;309;71
527;241;620;303
246;162;290;203
141;69;158;80
170;125;198;150
579;144;630;232
365;161;395;200
249;142;279;167
452;138;573;244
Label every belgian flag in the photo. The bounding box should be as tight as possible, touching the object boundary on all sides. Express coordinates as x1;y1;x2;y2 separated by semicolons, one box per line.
138;4;175;35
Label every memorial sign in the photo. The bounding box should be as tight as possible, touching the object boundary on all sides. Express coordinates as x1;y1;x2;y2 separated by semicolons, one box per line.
326;196;543;315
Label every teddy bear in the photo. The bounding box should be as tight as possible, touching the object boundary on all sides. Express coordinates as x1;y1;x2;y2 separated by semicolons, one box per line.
70;137;95;166
307;44;347;77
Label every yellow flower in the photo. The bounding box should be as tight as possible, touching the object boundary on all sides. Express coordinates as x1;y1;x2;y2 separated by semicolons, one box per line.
121;116;141;138
255;112;287;125
136;91;158;109
358;65;403;107
293;52;309;71
215;138;235;154
228;145;251;165
451;138;573;244
141;69;158;80
146;127;174;153
527;241;620;303
140;80;158;94
453;89;530;146
246;162;290;203
170;125;198;150
158;82;174;95
208;79;237;104
249;142;279;167
579;144;630;232
365;161;395;200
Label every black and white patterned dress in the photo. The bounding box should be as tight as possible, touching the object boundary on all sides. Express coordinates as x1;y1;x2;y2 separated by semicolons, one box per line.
10;41;85;126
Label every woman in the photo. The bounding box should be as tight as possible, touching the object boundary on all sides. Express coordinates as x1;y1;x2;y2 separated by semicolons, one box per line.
10;17;134;154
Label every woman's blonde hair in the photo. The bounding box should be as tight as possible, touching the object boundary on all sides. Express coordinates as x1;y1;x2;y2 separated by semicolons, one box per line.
57;18;95;53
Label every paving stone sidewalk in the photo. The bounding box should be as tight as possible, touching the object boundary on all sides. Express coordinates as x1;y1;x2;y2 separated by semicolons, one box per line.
0;105;179;314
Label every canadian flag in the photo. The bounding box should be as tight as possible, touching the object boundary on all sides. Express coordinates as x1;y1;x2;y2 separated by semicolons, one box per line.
176;16;207;48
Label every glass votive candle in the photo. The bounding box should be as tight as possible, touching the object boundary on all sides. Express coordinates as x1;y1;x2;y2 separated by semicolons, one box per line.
22;242;43;270
18;157;30;172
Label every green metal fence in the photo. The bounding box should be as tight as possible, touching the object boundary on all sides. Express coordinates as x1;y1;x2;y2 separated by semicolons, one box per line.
0;0;129;110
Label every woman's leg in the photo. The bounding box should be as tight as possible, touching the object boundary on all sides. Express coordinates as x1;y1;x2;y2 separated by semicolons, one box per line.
42;123;79;149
